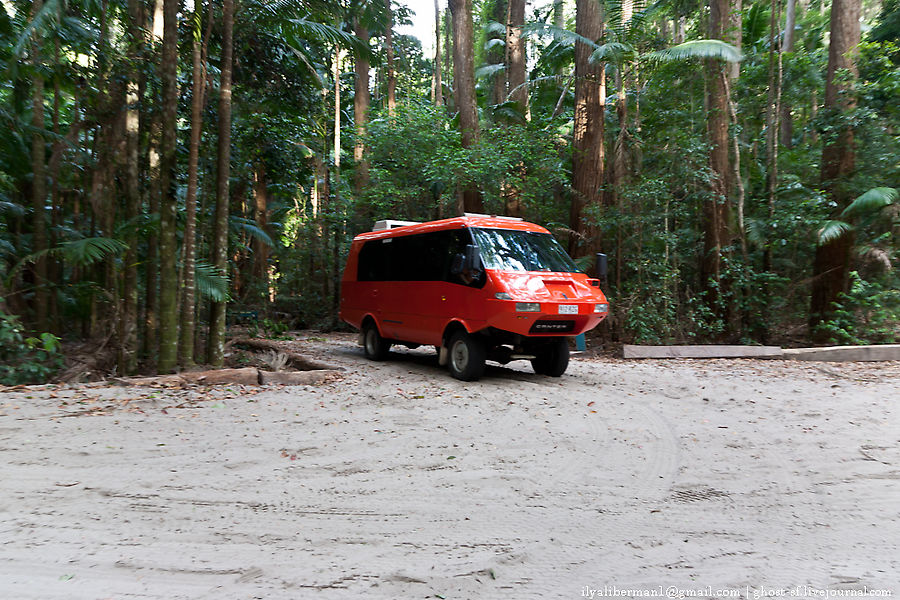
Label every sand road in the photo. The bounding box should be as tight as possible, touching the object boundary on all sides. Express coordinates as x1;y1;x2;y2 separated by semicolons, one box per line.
2;336;899;599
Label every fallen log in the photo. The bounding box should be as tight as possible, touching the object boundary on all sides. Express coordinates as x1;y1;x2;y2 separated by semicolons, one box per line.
229;337;343;371
258;370;343;386
113;366;342;388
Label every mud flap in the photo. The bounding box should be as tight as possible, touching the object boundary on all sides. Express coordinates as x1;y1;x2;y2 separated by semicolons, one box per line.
438;345;449;366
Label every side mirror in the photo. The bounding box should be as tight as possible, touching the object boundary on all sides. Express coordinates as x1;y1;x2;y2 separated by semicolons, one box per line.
595;253;608;279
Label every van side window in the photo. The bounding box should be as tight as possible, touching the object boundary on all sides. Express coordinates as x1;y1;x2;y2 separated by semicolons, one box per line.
358;239;389;281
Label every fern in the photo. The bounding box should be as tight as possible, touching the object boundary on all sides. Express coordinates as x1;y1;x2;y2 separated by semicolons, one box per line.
194;260;230;303
818;220;854;245
645;39;743;64
841;187;898;218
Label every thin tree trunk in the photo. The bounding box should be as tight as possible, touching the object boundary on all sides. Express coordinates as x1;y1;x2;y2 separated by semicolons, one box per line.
157;0;179;373
449;0;483;213
507;0;527;111
143;0;164;366
121;0;144;374
353;20;370;194
763;0;782;273
30;0;48;332
433;0;444;106
252;162;269;290
489;0;507;105
444;7;453;109
569;0;605;260
209;0;234;367
780;0;797;147
809;0;861;336
179;2;205;368
385;0;396;116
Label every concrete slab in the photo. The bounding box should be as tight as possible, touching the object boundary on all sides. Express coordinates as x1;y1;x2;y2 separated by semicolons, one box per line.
623;345;784;359
782;344;900;362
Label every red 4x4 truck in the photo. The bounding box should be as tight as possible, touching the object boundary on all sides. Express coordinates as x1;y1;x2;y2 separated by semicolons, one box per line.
339;214;609;380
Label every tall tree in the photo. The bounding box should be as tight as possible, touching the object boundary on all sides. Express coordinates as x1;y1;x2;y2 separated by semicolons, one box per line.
157;0;179;373
569;0;605;258
209;0;235;367
353;19;370;193
30;0;48;332
507;0;527;110
121;0;144;374
809;0;861;335
779;0;797;146
449;0;483;212
701;0;737;325
179;1;206;367
433;0;443;106
384;0;396;116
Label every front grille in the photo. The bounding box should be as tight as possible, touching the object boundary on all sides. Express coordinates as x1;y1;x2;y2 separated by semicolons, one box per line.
529;320;575;333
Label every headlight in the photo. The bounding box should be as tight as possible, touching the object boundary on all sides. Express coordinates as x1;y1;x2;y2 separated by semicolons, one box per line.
515;302;541;312
594;303;609;313
494;292;512;300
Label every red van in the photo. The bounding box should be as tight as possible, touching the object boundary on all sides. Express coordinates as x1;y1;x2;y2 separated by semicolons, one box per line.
339;214;609;380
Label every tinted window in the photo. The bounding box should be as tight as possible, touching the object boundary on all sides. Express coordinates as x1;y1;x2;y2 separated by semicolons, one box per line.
356;229;475;282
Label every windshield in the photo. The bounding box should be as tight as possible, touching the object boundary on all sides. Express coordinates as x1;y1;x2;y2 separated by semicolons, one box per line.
470;228;580;273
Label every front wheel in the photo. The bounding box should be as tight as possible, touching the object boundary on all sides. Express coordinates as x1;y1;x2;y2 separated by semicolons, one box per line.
362;321;391;361
447;331;487;381
531;338;569;377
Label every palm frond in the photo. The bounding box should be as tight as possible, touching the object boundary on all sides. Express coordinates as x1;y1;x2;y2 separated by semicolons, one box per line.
484;21;506;36
589;42;636;64
283;18;369;57
817;220;853;245
12;0;65;58
57;237;128;265
484;37;505;52
475;63;506;80
522;22;599;50
230;216;275;248
841;187;898;218
645;39;743;64
194;260;230;303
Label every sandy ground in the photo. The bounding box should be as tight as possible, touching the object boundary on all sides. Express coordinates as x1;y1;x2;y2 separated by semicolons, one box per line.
2;334;899;599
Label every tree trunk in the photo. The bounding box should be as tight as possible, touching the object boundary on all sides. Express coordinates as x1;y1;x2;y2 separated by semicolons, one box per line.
120;0;144;375
143;0;164;366
208;0;234;367
779;0;797;147
553;0;564;27
179;2;206;368
384;0;396;116
30;0;48;332
809;0;861;337
449;0;483;213
252;162;269;291
489;0;507;106
569;0;605;259
763;0;782;274
353;20;370;194
507;0;527;111
702;0;737;332
433;0;444;106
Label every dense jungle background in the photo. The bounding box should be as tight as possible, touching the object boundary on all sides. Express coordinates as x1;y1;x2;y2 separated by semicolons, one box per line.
0;0;898;381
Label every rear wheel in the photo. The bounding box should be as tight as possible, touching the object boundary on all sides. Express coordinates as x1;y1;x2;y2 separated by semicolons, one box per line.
531;338;569;377
362;321;391;361
447;331;487;381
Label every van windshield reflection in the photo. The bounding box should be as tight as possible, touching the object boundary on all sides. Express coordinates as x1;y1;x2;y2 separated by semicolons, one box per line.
470;228;580;273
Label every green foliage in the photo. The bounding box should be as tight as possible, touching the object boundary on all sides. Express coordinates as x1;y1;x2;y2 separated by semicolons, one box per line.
812;272;900;345
0;307;64;385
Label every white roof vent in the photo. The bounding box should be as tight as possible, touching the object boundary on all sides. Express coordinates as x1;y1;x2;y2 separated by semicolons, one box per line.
463;212;524;221
372;219;420;231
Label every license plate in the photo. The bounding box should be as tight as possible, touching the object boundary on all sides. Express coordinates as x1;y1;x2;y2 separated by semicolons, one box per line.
558;304;578;315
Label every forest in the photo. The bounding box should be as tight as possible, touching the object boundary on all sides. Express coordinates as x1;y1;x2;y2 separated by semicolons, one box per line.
0;0;897;381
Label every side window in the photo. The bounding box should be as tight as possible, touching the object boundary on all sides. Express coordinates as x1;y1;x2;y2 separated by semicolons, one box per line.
357;239;389;281
445;228;484;288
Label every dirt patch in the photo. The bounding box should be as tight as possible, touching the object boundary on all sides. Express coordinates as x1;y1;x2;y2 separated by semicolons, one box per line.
1;334;898;598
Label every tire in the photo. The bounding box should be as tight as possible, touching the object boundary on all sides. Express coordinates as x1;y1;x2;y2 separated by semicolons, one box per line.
447;331;487;381
531;338;569;377
362;321;391;361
